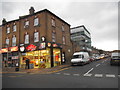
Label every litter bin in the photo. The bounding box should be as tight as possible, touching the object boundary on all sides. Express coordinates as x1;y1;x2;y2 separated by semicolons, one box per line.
15;67;19;71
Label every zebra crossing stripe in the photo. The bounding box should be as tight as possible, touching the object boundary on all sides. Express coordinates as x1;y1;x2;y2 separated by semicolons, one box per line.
63;73;70;75
106;74;115;78
94;74;103;77
55;73;61;74
84;74;92;77
73;74;80;76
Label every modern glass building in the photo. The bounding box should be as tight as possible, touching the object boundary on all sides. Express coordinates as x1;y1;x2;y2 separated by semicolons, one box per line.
71;25;92;54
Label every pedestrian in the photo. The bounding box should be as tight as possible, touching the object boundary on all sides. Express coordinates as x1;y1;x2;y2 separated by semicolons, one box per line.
25;58;30;69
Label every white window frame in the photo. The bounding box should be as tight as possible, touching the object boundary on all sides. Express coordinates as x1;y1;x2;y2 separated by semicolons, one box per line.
34;32;39;42
63;36;65;44
7;27;10;34
6;37;9;45
25;34;29;44
24;21;29;28
51;19;55;27
62;25;64;31
12;35;16;46
34;18;39;26
52;32;56;42
13;25;17;32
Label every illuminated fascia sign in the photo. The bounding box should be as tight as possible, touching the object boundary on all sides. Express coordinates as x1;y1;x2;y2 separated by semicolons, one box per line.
47;43;51;47
53;44;58;47
1;48;8;53
26;44;37;51
10;46;18;52
20;46;25;52
39;42;46;49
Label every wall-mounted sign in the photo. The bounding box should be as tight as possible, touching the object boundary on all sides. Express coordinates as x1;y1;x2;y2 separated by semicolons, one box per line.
20;46;25;52
47;43;51;47
9;46;18;52
12;56;18;59
41;36;46;42
26;44;37;51
53;44;58;47
1;48;8;53
39;42;46;49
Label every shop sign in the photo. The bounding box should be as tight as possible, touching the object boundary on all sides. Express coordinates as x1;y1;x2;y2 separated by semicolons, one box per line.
0;49;2;54
47;43;51;47
53;44;58;47
1;48;8;53
39;42;46;49
20;46;25;52
9;46;18;52
26;44;37;51
12;56;18;59
22;53;26;55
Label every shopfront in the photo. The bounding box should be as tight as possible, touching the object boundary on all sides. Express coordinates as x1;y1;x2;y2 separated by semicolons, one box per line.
20;42;62;69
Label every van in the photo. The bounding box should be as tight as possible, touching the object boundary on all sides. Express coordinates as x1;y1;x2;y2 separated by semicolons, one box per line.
71;52;90;66
110;52;120;65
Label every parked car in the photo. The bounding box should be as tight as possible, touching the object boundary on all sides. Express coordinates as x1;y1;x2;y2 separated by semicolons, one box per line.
71;52;90;66
110;52;120;65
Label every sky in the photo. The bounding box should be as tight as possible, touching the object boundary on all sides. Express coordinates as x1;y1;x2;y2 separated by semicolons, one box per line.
0;0;119;51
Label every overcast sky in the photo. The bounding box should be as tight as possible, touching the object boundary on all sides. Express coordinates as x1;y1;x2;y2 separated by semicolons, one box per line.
0;0;119;51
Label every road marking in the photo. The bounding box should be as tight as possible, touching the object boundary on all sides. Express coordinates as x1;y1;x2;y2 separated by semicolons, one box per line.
84;68;94;75
118;75;120;77
102;61;104;63
63;73;70;75
73;74;80;76
96;64;100;67
84;74;92;77
106;74;115;78
94;74;103;77
55;73;61;75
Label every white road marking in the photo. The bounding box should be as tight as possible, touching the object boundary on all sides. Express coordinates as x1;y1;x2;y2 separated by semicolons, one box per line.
118;75;120;77
84;68;94;75
102;61;104;63
106;74;115;78
94;74;103;77
96;64;100;67
84;74;92;77
55;73;61;75
73;74;80;76
63;73;70;75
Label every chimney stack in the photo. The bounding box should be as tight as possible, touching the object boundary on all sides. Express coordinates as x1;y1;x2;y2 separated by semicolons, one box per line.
29;7;35;15
2;18;7;25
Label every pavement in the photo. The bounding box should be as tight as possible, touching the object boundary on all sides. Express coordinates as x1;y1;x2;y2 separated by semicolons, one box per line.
2;64;71;74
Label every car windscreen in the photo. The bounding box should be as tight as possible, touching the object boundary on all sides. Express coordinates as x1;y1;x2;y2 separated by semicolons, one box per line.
112;56;120;59
72;54;84;59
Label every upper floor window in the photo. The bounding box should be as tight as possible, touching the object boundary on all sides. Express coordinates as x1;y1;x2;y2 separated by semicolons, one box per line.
24;32;29;44
12;35;16;46
34;30;39;42
6;27;10;34
6;37;9;45
52;32;56;42
24;20;29;28
34;18;39;26
51;18;55;27
62;25;64;31
13;25;17;32
63;36;66;44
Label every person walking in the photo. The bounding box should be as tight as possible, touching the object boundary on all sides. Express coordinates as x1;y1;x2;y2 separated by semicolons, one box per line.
25;58;30;69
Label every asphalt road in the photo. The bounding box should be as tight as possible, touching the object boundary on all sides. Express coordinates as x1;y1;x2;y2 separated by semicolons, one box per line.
2;57;120;89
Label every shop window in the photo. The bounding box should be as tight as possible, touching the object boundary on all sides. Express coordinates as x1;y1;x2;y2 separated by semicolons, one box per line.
6;37;9;45
24;20;29;28
12;35;16;46
62;36;66;44
51;18;55;27
34;31;39;42
13;24;16;32
34;18;39;26
25;33;29;44
6;27;10;34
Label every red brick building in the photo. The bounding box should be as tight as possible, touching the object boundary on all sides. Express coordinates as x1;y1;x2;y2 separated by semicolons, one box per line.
1;7;73;69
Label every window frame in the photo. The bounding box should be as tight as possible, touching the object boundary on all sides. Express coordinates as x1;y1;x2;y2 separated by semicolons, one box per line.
12;35;16;46
34;18;39;26
13;25;17;32
34;31;39;42
6;37;9;45
6;27;10;34
24;33;29;44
